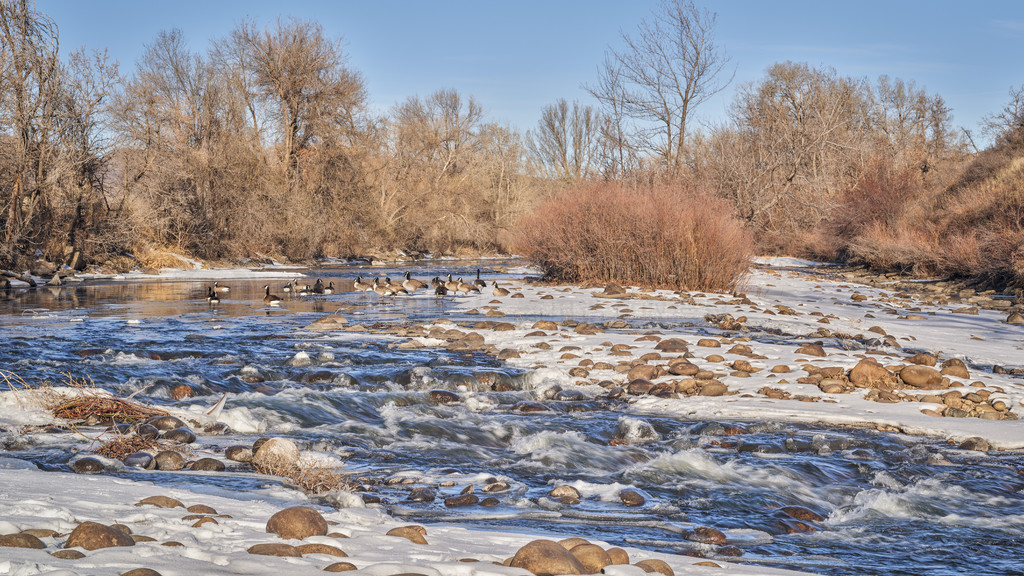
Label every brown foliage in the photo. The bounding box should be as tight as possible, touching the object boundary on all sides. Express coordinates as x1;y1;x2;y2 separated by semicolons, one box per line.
513;182;753;292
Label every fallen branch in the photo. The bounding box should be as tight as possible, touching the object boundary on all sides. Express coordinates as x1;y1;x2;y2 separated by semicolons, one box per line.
0;269;37;287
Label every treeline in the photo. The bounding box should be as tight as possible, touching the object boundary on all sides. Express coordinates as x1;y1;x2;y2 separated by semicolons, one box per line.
1;0;1022;290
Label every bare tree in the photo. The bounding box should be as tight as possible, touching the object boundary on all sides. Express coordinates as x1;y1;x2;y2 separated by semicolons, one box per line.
224;17;365;186
586;0;731;179
528;99;602;182
0;0;60;260
981;84;1024;142
724;62;867;230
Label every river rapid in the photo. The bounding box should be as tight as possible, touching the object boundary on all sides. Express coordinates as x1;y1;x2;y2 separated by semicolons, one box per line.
1;261;1022;576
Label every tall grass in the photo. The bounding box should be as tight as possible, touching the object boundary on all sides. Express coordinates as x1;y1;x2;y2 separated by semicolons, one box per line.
513;182;753;292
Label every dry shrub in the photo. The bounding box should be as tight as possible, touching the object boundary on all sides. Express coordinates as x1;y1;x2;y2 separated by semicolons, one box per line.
135;247;195;271
845;222;939;275
45;375;168;425
92;433;161;460
833;159;924;238
253;453;351;495
513;182;753;292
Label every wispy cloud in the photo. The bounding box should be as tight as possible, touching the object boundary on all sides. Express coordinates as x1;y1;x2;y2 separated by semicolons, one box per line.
992;19;1024;34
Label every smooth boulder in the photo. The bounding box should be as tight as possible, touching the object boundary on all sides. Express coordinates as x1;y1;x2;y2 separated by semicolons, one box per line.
265;506;328;540
65;521;135;550
509;539;586;575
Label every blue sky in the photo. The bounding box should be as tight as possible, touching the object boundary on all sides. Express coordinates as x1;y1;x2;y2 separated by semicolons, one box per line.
43;1;1024;144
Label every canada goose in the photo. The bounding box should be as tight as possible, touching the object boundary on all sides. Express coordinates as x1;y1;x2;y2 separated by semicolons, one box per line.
403;271;427;294
313;278;325;294
324;281;335;295
298;284;312;296
385;277;408;296
282;280;294;293
206;286;220;304
354;275;373;292
263;285;281;306
213;281;230;293
492;281;509;297
473;269;487;288
456;277;480;295
434;282;448;297
372;277;389;297
445;273;460;293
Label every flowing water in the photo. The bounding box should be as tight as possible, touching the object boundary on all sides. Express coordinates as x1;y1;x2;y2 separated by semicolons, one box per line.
1;262;1022;576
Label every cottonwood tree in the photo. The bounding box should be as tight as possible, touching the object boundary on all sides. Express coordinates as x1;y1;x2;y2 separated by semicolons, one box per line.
528;99;602;182
390;89;484;249
0;0;60;261
222;17;366;186
586;0;731;179
722;62;867;231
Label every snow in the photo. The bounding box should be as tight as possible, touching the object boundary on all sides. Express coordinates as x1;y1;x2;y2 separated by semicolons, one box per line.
0;459;806;576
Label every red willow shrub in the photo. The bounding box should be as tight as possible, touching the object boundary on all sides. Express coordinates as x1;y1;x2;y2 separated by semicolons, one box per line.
513;182;753;292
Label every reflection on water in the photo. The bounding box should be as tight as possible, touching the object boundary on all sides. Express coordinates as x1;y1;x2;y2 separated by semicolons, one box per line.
2;261;1023;576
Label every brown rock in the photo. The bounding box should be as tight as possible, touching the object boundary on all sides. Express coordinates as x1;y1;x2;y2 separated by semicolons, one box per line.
324;562;358;572
190;457;225;472
187;504;217;514
51;549;85;559
570;543;612;573
698;382;728;396
0;533;45;549
607;547;630;565
688;525;727;545
65;521;135;550
940;358;970;379
549;485;581;504
905;353;937;366
795;343;826;357
170;384;193;400
654;338;688;352
1006;312;1024;325
731;360;758;373
780;506;825;522
121;570;162;576
849;359;893;387
224;446;252;462
386;525;428;544
247;543;300;557
899;365;945;389
771;365;791;374
444;494;479;507
627;365;660;382
428;389;460;404
668;361;699;376
532;320;559;331
696;338;721;348
628;378;655;395
558;537;590;550
635;558;675;575
619;489;646;507
253;437;300;470
154;451;185;471
510;539;586;575
266;506;328;540
295;542;348;557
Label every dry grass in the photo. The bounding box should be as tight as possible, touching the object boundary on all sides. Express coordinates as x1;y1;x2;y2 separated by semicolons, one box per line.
513;182;754;292
135;247;195;271
91;433;162;460
253;452;352;495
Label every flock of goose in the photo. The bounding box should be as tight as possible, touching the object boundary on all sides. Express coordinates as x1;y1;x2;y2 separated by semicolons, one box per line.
204;269;509;307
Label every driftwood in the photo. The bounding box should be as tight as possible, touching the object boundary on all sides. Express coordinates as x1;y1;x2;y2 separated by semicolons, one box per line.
0;270;37;287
